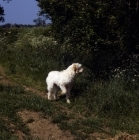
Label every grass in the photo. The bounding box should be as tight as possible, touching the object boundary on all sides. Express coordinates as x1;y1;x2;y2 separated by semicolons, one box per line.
0;84;29;140
1;27;139;139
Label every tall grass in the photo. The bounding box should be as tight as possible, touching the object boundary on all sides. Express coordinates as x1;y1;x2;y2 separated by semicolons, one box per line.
1;27;139;139
81;78;139;118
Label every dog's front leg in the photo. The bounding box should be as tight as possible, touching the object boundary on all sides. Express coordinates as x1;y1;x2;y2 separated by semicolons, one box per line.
47;92;52;100
53;85;59;100
66;93;71;104
60;84;70;103
60;84;67;94
66;85;72;104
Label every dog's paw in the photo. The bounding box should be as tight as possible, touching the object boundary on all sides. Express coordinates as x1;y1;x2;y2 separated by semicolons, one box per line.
67;99;71;104
48;96;52;101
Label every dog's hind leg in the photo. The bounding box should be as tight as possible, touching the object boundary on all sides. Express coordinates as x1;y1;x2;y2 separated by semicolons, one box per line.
47;83;53;100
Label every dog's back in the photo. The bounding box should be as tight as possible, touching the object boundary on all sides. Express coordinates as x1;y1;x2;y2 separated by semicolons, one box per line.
46;71;60;84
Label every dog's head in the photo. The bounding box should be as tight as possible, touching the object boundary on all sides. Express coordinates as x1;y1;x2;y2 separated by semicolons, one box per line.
71;63;84;74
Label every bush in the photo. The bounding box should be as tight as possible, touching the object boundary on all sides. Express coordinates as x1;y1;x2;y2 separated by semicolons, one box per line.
37;0;139;79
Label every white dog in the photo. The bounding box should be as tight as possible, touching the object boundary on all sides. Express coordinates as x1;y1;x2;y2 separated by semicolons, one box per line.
46;63;84;103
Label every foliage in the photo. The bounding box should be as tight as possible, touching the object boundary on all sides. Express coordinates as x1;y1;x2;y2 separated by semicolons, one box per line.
0;5;4;22
0;0;12;22
33;17;46;26
37;0;139;78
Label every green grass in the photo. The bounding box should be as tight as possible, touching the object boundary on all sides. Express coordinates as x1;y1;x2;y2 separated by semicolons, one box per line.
1;27;139;139
0;84;29;140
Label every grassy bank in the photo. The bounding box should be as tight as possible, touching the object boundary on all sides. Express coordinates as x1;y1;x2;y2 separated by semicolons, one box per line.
0;27;139;139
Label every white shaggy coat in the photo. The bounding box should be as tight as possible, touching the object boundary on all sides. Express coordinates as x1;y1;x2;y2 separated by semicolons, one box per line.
46;63;83;103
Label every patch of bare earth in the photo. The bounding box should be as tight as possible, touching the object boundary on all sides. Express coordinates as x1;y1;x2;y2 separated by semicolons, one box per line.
18;110;74;140
111;133;137;140
0;75;16;86
91;132;138;140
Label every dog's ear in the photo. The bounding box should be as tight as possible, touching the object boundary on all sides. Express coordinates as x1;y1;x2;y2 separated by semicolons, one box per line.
72;64;78;73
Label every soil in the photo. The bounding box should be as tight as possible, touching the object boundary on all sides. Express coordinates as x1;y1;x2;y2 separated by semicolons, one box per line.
18;110;74;140
0;65;138;140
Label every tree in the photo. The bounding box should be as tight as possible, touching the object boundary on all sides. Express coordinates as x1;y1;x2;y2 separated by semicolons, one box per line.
0;5;4;22
33;16;46;26
0;0;12;22
37;0;139;78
